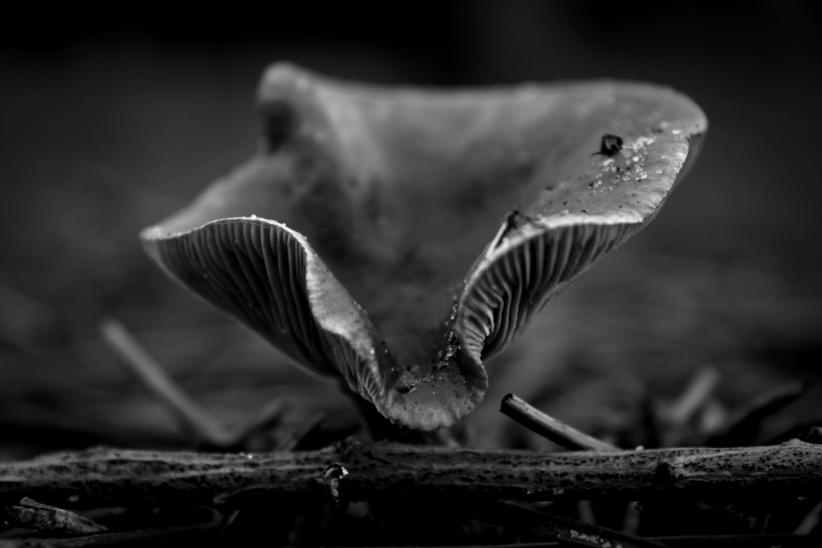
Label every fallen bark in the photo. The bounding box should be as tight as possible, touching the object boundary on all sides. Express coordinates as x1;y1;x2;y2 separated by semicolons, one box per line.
1;439;819;507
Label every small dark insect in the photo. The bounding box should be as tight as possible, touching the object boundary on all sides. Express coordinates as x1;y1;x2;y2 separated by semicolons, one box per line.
596;134;623;157
503;209;526;233
491;209;530;250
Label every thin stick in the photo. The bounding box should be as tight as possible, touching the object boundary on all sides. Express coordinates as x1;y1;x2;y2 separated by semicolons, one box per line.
0;507;222;547
2;497;107;535
707;382;807;446
277;413;326;451
666;367;720;426
500;393;619;452
100;319;288;449
795;500;822;535
654;534;822;547
2;440;819;506
408;535;822;548
478;501;669;548
100;318;232;446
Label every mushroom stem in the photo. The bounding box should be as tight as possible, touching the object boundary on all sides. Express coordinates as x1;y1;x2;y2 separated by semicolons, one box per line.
500;393;619;452
343;381;454;444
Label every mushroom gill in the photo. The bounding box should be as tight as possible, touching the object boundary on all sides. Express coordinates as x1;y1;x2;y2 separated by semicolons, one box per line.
141;63;707;430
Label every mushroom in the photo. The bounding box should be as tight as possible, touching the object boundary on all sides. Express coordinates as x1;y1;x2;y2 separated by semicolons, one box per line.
141;63;707;431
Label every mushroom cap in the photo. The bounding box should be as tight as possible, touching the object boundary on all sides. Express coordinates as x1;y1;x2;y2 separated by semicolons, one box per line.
141;63;707;430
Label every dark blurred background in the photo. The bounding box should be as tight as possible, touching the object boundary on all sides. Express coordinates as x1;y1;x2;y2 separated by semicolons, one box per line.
1;1;821;455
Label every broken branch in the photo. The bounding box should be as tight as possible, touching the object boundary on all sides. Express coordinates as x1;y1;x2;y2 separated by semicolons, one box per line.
1;440;820;507
500;393;619;451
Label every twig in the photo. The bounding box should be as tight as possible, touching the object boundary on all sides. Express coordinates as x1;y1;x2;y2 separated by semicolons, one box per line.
795;500;822;535
100;318;228;444
500;394;619;452
802;426;822;444
1;440;820;507
706;382;807;446
100;318;288;449
277;413;326;451
653;534;822;547
665;367;720;427
657;366;721;446
576;500;595;525
0;507;221;548
476;501;670;548
1;497;106;535
412;536;822;548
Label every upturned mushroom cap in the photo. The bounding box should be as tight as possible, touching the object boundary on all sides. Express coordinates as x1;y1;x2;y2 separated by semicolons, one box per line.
141;63;707;430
